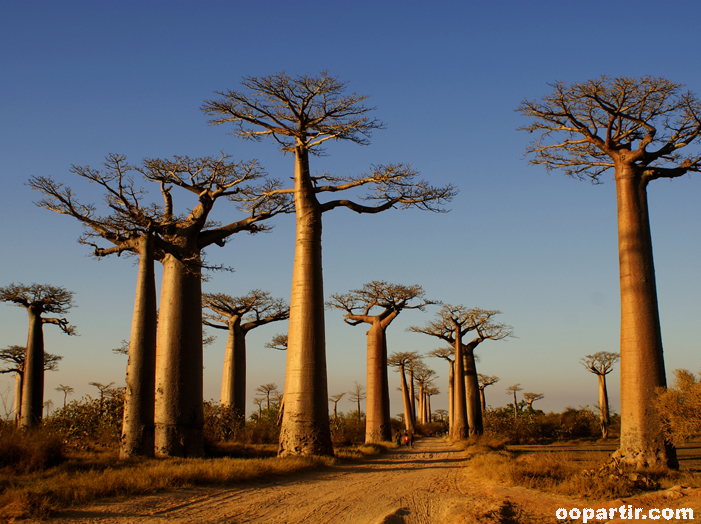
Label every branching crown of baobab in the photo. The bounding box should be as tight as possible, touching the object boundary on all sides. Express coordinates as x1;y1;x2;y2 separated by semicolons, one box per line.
0;345;62;374
478;374;500;390
202;72;457;214
202;290;289;331
428;347;454;363
409;305;513;344
28;153;291;266
581;351;620;376
0;284;77;335
327;281;437;325
265;333;288;351
517;76;701;182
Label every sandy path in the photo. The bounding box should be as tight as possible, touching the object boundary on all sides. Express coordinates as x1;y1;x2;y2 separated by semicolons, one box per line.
47;437;701;524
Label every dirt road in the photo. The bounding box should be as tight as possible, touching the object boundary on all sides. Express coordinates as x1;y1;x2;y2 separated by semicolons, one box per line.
49;437;701;524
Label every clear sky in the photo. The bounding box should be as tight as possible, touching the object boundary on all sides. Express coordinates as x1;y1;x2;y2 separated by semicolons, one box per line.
1;1;700;419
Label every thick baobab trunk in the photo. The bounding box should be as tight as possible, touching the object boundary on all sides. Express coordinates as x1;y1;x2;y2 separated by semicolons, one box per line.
417;384;425;424
399;364;415;434
20;308;44;428
598;373;610;439
463;344;483;436
220;319;247;425
451;333;468;439
278;147;333;457
154;253;205;457
615;169;677;468
447;361;454;427
120;235;157;458
13;372;22;427
365;321;391;443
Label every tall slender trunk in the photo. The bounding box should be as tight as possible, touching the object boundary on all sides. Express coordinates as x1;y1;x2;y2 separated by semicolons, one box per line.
399;364;414;433
598;373;610;439
409;370;416;425
20;308;44;428
447;361;454;428
451;329;468;439
418;384;425;424
120;234;157;458
220;319;247;425
13;372;22;428
479;388;486;412
513;390;518;419
615;167;677;468
278;146;333;456
365;321;391;443
426;394;432;422
463;344;483;435
154;253;204;457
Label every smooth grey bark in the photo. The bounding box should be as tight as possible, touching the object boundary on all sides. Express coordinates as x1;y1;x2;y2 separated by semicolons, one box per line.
20;308;45;428
365;320;391;443
615;171;676;468
154;253;205;457
278;147;333;457
120;234;157;458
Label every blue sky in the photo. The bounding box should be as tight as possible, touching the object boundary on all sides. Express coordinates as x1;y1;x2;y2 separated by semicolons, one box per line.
1;1;700;418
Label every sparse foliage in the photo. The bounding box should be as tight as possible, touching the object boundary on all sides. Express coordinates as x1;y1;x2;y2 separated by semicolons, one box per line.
518;76;701;468
203;71;456;457
328;281;436;443
581;352;619;438
656;369;701;444
0;284;75;428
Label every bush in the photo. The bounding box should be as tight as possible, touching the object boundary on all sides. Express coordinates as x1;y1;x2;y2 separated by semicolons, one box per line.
0;427;64;474
44;390;124;447
656;369;701;443
483;406;601;443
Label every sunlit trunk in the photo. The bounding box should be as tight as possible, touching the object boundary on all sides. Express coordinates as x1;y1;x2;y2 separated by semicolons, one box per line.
154;253;204;457
278;146;333;456
399;364;414;433
120;235;157;458
447;361;454;427
451;327;468;439
409;370;416;425
479;388;486;412
615;168;677;468
20;308;44;428
463;344;483;435
598;374;610;439
418;384;425;424
220;319;246;425
13;372;22;428
365;321;391;443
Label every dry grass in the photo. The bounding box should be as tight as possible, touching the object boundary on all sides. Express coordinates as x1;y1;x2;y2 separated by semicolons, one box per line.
335;442;391;459
0;448;334;519
464;439;701;501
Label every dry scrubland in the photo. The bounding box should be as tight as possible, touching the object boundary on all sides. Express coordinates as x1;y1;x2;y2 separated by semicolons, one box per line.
2;376;701;521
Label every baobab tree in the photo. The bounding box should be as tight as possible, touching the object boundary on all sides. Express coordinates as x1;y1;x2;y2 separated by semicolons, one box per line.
435;408;448;422
0;345;62;427
256;383;279;410
425;387;439;423
55;384;74;408
327;282;436;443
31;154;289;458
582;351;620;438
203;72;457;456
517;76;701;468
0;284;76;428
202;290;289;424
429;347;454;426
523;392;544;411
411;306;512;438
477;374;499;412
506;384;523;419
348;382;366;424
414;365;436;425
329;393;345;421
388;351;420;433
